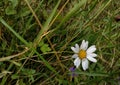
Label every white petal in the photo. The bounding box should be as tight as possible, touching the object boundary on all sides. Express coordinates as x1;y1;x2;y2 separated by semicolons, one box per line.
75;44;80;52
88;53;97;57
74;58;81;68
87;45;96;54
82;59;88;70
87;56;97;63
80;40;88;50
71;47;79;53
84;41;88;50
72;54;78;58
80;40;85;49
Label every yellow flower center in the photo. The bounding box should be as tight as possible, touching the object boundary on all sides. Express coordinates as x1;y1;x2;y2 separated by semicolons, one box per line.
78;50;86;59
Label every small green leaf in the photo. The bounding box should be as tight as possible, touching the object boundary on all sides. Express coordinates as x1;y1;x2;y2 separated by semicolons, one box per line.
11;74;19;79
9;0;18;7
5;6;16;15
39;40;44;46
18;7;31;17
21;68;36;75
40;44;51;53
5;0;18;15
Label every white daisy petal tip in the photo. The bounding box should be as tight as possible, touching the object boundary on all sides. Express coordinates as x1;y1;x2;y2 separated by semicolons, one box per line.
87;45;97;54
71;47;74;50
89;53;97;57
75;44;80;52
83;67;88;71
72;54;78;58
75;43;79;47
82;59;88;71
82;40;85;42
87;56;97;63
74;58;81;68
71;47;78;53
80;40;89;50
84;41;89;50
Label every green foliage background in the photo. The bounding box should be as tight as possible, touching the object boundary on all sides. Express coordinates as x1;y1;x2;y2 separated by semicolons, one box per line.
0;0;120;85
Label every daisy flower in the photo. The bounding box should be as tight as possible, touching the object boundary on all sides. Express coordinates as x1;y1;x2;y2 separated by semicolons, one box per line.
71;40;97;70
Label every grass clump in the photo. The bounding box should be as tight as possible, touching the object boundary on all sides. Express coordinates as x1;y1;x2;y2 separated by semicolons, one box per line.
0;0;120;85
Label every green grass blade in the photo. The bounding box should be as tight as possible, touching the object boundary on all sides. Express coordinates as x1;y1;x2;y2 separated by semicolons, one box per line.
55;0;87;30
0;17;57;73
0;17;28;45
76;72;109;77
33;0;61;46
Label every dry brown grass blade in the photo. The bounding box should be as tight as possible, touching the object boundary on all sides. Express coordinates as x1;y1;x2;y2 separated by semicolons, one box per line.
0;47;29;62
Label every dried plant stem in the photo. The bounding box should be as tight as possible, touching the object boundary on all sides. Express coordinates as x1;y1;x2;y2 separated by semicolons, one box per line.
0;47;29;62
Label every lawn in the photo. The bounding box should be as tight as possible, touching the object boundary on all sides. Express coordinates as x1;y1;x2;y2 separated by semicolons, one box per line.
0;0;120;85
